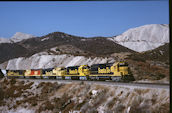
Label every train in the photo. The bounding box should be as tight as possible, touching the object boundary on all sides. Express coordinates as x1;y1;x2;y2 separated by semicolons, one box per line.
6;61;135;82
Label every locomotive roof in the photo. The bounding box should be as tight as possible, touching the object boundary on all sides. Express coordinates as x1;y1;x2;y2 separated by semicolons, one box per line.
42;68;54;70
67;66;79;68
6;70;25;71
91;63;113;67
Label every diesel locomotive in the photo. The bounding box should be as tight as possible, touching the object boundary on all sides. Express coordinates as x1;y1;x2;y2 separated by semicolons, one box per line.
6;61;135;82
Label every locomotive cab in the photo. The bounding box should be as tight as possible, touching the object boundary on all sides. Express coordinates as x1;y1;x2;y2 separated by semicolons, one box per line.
111;61;129;76
110;61;134;81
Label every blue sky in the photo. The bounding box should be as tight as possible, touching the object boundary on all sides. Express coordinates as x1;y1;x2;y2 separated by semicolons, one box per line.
0;1;169;38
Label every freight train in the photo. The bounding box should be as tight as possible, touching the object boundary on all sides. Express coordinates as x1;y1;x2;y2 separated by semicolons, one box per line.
6;61;135;82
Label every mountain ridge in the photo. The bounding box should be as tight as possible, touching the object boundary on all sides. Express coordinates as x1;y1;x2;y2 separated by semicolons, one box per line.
0;32;35;44
0;31;135;64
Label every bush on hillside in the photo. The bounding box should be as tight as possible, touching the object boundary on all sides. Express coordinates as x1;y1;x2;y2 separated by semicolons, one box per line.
0;70;4;78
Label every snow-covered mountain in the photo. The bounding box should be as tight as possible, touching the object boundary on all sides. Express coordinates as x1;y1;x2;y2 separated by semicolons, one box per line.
10;32;35;43
0;32;35;43
108;24;169;52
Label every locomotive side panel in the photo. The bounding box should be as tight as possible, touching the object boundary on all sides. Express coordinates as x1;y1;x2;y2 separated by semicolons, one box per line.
7;70;25;78
25;69;42;78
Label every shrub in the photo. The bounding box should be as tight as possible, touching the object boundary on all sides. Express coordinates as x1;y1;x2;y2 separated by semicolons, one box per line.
0;70;4;78
56;48;60;51
10;78;16;85
0;86;4;106
128;54;146;62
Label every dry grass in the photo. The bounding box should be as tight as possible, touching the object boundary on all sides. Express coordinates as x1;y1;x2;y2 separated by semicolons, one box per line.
152;103;170;113
134;89;150;95
3;80;33;99
107;97;118;109
92;89;108;107
114;104;125;113
0;79;169;113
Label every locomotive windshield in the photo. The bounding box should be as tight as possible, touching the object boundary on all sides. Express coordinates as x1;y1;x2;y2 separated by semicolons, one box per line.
83;66;90;69
60;68;66;70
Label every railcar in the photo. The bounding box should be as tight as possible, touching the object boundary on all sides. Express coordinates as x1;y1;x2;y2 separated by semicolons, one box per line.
6;70;25;78
42;68;54;79
65;65;90;80
25;69;41;78
89;63;113;80
110;61;134;81
53;67;67;79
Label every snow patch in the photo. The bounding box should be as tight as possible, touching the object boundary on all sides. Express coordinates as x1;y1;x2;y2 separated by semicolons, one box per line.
41;37;49;41
81;39;86;41
50;47;58;52
92;90;98;95
11;32;34;43
8;107;35;113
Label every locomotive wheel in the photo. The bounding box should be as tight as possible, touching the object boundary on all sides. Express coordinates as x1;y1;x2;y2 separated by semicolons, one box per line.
79;76;87;80
111;77;121;82
65;76;71;80
96;77;99;81
56;76;62;79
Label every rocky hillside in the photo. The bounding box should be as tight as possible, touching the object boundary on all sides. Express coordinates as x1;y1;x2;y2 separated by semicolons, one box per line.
127;43;169;64
0;78;169;113
0;43;30;64
124;43;169;83
3;52;115;70
0;32;35;63
108;24;169;52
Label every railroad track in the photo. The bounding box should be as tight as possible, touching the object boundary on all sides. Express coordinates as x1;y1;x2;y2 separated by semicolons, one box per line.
16;78;169;90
